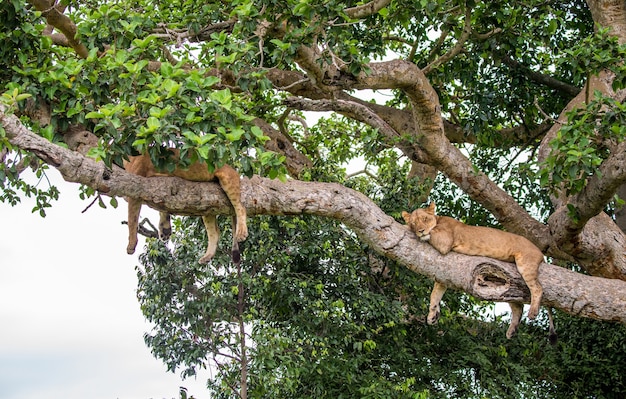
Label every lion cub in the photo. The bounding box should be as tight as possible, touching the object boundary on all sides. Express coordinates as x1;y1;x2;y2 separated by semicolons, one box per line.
124;151;248;264
402;202;544;339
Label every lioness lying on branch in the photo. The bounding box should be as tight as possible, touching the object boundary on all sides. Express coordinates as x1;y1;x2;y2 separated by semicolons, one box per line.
403;202;554;339
124;151;248;263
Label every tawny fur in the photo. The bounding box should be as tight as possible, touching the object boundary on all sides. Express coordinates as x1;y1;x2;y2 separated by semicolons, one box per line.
124;151;248;263
402;202;546;339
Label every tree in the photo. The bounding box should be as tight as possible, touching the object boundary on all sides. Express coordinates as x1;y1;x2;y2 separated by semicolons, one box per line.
2;0;626;397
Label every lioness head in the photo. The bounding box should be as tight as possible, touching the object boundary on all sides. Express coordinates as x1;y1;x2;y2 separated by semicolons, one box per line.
402;202;438;241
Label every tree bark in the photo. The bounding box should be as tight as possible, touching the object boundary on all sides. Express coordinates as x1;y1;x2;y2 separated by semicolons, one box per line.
3;106;626;325
616;183;626;233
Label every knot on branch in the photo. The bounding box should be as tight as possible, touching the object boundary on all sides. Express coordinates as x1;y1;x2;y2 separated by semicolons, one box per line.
471;262;529;302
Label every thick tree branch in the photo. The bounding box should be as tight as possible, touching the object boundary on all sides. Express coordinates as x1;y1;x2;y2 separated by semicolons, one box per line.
349;60;554;250
586;0;626;44
226;66;546;148
3;108;626;325
537;63;626;278
28;0;89;59
500;54;581;98
422;7;472;75
283;97;431;165
344;0;391;19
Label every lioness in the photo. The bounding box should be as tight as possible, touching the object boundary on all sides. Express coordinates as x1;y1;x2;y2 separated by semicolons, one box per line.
402;202;544;339
124;151;248;264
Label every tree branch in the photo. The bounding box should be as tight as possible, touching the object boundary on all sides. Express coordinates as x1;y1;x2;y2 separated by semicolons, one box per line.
3;103;626;325
422;7;472;75
500;54;581;98
28;0;89;59
344;0;391;19
152;20;236;43
557;141;626;234
349;60;554;250
283;97;431;165
537;67;626;279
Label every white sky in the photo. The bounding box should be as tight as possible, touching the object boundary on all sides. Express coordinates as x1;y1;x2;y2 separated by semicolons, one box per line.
0;169;210;399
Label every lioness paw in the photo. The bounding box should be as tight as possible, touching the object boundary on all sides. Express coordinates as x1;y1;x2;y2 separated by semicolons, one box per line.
235;223;248;242
427;309;440;325
506;324;519;339
198;254;214;264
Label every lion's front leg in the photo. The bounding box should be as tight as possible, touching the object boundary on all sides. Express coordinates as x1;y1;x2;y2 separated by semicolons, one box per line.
427;281;448;325
214;165;248;243
428;229;454;255
506;302;524;339
126;197;142;255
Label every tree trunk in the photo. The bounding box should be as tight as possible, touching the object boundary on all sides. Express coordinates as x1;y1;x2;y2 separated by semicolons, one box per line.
616;183;626;234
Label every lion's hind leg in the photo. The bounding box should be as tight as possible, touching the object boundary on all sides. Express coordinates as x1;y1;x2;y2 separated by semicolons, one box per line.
514;253;543;320
214;165;248;243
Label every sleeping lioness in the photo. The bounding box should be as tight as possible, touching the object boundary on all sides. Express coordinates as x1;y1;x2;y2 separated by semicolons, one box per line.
124;151;248;264
402;202;545;339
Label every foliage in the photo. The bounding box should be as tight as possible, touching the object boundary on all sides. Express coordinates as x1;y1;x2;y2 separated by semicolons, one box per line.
540;30;626;198
541;92;626;197
136;212;537;399
139;207;626;398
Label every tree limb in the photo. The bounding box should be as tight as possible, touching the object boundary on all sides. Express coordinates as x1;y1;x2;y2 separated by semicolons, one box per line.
500;54;581;98
422;7;472;75
28;0;89;59
3;103;626;325
538;68;626;279
283;97;431;165
344;0;391;19
349;60;554;250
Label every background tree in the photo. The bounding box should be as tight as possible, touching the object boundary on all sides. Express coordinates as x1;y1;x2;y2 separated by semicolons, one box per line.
2;0;626;398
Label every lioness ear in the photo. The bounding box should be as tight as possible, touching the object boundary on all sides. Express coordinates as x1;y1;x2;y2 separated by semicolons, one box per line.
401;211;411;224
426;202;436;214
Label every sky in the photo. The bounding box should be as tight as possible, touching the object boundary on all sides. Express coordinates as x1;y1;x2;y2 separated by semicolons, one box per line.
0;169;211;399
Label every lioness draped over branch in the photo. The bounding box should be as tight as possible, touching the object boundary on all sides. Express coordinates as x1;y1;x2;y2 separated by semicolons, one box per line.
124;151;248;264
402;202;553;339
61;128;247;264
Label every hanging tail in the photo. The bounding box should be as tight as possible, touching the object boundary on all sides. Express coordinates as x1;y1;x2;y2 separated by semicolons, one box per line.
547;307;558;345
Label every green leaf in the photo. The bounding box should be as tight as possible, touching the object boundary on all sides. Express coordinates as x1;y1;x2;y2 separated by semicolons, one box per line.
250;125;265;139
162;79;181;99
199;134;216;145
85;111;104;119
132;35;157;49
15;93;32;102
146;116;161;132
225;127;244;142
196;145;210;160
216;53;237;64
211;89;232;110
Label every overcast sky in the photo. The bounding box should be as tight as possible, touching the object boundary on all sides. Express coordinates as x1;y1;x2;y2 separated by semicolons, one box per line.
0;169;211;399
